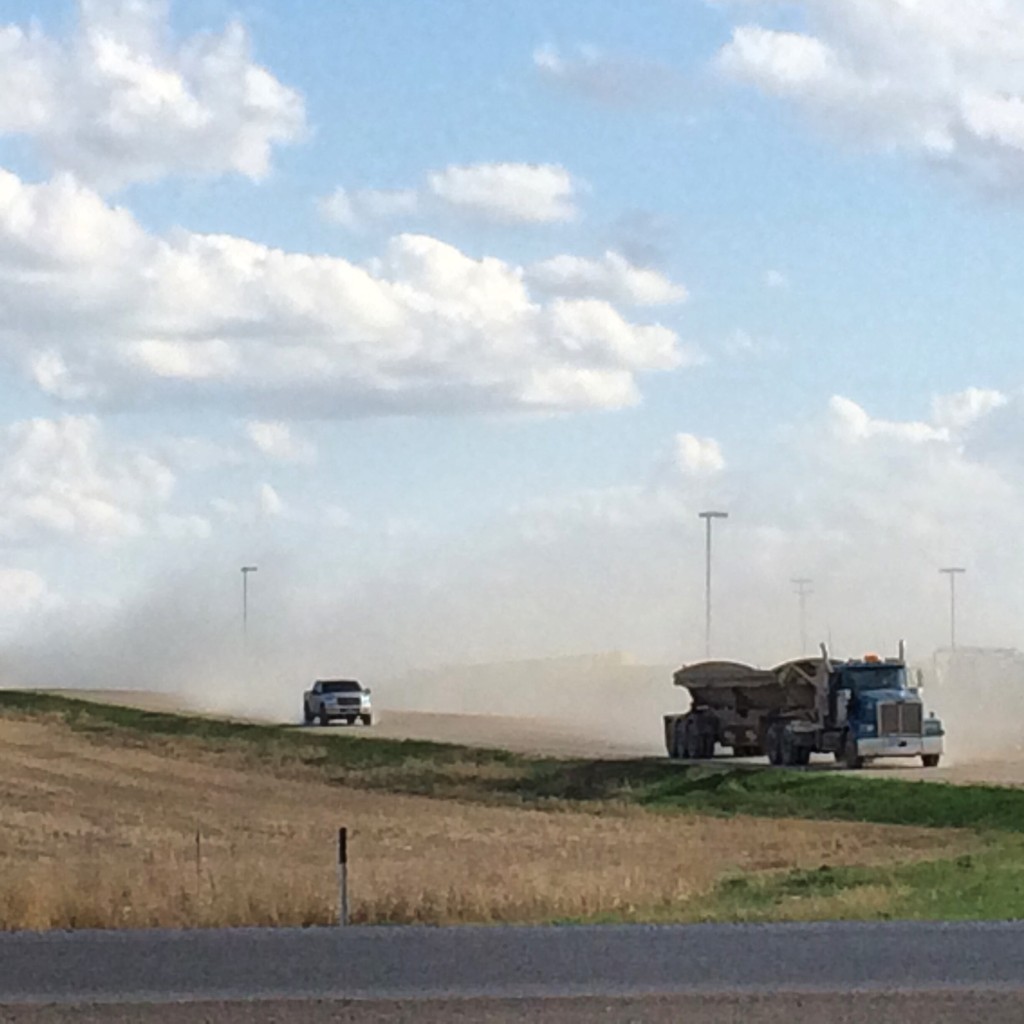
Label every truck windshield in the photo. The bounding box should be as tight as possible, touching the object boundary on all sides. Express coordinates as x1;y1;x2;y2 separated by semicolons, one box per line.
321;680;362;694
840;666;908;694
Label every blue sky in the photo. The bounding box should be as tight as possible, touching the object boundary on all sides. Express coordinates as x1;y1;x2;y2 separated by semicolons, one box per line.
3;0;1024;687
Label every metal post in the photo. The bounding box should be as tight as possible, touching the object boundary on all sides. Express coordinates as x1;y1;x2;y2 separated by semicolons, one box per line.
791;578;813;654
338;827;349;926
241;565;258;638
939;567;965;650
697;511;728;659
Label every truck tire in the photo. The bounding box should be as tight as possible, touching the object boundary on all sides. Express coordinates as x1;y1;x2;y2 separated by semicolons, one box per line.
668;720;684;759
303;704;314;725
765;724;784;766
318;706;330;726
780;728;806;767
922;754;941;768
683;718;709;760
361;713;373;727
841;735;864;770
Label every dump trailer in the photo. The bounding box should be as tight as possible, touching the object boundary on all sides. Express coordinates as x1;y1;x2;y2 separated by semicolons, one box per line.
663;645;944;768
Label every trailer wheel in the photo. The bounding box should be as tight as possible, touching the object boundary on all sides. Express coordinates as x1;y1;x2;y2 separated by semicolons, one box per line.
921;754;941;768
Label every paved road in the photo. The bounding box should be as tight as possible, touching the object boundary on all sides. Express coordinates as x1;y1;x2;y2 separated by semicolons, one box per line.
7;992;1024;1023
5;921;1024;1006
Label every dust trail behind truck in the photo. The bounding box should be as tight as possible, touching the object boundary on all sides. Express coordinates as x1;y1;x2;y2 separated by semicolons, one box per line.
664;643;945;768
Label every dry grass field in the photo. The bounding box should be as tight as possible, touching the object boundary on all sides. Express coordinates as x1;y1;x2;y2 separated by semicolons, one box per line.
0;711;970;930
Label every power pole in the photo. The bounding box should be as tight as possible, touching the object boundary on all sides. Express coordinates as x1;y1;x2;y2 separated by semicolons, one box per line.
791;578;813;654
241;565;258;640
698;511;729;659
938;567;965;650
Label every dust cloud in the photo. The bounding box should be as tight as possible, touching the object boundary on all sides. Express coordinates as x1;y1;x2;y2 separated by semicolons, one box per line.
1;551;1021;765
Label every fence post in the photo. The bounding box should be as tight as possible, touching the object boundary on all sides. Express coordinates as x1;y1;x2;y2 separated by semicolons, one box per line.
338;827;348;926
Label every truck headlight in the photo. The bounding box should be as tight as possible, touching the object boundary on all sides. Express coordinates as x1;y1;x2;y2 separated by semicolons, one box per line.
924;719;944;736
858;723;876;736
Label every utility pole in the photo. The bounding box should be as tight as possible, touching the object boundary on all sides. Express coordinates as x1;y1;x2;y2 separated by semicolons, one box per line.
241;565;258;639
698;511;728;659
938;567;965;651
791;578;813;654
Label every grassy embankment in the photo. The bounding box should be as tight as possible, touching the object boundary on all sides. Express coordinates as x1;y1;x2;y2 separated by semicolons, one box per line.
2;691;1023;928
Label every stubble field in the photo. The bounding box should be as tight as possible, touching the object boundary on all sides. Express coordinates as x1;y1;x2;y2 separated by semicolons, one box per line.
0;706;965;930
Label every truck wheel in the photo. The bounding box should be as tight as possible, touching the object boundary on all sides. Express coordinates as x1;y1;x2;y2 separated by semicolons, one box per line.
780;729;802;767
667;720;684;759
841;736;863;770
318;706;330;726
361;714;373;727
303;705;314;725
766;724;784;766
683;719;704;760
922;754;941;768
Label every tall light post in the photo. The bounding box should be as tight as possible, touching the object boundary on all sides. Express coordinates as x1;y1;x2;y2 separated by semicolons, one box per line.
938;567;965;650
698;510;729;659
241;565;258;638
791;577;813;654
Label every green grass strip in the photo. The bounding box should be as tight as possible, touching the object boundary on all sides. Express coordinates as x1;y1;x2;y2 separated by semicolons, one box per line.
6;689;1024;834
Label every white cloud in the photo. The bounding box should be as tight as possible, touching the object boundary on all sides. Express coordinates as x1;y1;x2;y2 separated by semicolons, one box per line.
0;0;305;190
157;513;212;540
0;568;59;616
717;1;1024;192
259;482;284;517
427;162;578;223
673;433;726;475
0;168;683;416
931;387;1008;431
0;415;175;542
318;186;419;230
525;251;688;306
533;44;683;107
828;396;948;445
244;421;316;463
321;162;581;230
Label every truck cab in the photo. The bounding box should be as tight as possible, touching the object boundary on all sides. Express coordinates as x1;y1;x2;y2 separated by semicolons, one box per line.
831;659;943;768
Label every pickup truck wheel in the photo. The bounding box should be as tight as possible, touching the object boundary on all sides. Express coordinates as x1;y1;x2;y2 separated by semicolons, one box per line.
345;715;356;725
318;707;330;726
361;714;373;727
922;754;941;768
303;705;314;725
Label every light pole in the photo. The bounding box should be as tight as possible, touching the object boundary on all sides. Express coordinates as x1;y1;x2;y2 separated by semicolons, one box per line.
938;567;965;650
241;565;258;638
698;510;728;659
791;578;813;654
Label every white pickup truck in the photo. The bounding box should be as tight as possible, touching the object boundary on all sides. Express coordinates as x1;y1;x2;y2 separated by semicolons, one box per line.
303;679;373;726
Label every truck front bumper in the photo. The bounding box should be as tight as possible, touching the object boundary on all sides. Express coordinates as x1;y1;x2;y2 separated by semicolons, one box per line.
856;736;943;759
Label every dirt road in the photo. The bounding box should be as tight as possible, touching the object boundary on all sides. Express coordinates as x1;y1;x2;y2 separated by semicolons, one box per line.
44;689;1024;784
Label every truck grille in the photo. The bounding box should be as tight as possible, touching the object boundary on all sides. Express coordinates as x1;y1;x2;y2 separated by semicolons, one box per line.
878;702;922;736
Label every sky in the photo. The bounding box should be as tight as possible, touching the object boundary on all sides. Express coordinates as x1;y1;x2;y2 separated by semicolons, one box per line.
3;0;1024;686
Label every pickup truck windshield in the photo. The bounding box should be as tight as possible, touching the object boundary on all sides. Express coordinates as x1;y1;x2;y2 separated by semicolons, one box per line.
840;666;908;695
321;680;362;694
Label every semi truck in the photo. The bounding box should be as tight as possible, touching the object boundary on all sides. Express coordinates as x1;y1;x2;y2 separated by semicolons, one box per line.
663;644;944;769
